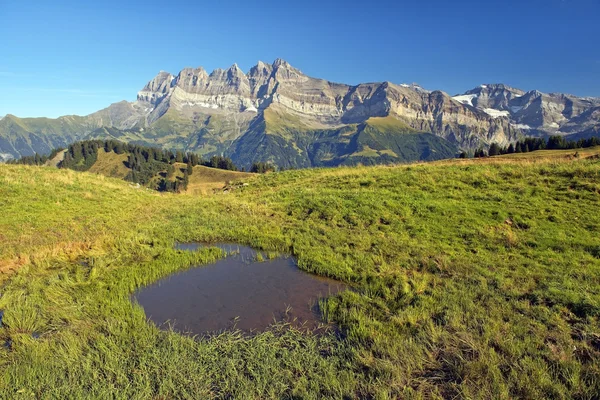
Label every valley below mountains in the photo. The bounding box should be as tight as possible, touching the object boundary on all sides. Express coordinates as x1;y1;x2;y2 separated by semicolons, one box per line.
1;59;599;168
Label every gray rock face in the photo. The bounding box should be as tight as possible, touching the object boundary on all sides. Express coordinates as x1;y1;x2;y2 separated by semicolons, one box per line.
137;71;174;105
559;106;600;138
132;60;526;149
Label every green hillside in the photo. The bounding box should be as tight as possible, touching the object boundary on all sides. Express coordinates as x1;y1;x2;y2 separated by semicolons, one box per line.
226;112;457;168
0;114;90;161
0;154;598;398
10;140;252;194
0;108;458;168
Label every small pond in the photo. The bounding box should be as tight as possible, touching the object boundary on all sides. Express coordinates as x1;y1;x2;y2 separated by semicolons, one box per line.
132;243;346;335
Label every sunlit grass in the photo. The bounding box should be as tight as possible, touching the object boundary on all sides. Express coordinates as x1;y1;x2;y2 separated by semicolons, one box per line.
0;156;599;398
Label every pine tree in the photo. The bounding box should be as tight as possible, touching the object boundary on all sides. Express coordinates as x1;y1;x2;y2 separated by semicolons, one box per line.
114;143;125;154
515;143;523;153
488;143;501;156
183;171;189;190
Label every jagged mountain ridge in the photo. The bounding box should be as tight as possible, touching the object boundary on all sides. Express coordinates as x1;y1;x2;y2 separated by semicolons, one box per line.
1;59;598;166
452;83;600;136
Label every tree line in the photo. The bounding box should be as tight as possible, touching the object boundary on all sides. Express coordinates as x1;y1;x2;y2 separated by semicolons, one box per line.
459;135;600;158
6;147;65;166
8;140;244;193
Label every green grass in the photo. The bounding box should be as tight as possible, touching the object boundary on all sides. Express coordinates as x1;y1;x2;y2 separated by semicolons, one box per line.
0;156;599;399
350;144;382;157
365;116;415;132
87;149;130;178
497;146;600;160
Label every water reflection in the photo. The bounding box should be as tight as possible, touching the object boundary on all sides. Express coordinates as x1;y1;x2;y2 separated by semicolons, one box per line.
133;243;346;335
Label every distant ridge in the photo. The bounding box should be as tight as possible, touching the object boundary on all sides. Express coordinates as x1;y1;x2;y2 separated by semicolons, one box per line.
1;59;599;167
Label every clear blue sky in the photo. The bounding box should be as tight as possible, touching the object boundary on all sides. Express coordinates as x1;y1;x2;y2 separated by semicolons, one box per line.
1;0;599;118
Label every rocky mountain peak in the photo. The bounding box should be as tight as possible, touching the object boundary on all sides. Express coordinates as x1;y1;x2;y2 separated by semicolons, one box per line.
255;60;271;69
451;83;600;132
141;71;173;91
173;67;210;95
270;58;306;83
398;83;430;94
137;71;175;105
464;84;525;98
529;90;543;98
248;61;273;77
226;63;247;79
209;68;225;78
272;58;290;68
248;61;274;97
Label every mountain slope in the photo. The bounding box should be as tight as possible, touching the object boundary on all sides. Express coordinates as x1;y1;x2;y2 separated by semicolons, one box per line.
16;139;253;193
453;84;600;137
2;60;599;167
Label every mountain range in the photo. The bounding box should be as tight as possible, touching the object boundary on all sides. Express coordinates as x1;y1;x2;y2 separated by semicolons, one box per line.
1;59;599;167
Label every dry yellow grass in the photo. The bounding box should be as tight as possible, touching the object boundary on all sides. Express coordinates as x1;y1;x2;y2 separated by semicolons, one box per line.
498;145;600;159
171;163;255;195
44;149;66;167
38;148;255;195
431;145;600;167
88;149;130;178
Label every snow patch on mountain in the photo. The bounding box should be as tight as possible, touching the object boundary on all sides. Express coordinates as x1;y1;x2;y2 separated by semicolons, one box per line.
483;108;510;118
0;152;14;162
453;94;478;106
512;123;532;130
183;101;219;109
400;83;430;93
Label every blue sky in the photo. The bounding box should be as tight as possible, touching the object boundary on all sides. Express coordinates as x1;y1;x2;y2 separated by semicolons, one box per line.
1;0;599;118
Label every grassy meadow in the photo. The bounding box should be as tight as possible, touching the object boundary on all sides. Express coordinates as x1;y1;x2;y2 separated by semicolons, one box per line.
0;152;599;399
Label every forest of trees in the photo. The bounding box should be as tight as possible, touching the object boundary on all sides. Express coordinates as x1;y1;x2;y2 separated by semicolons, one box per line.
250;162;276;173
204;155;238;171
459;135;600;158
12;135;598;187
7;147;66;166
9;140;241;193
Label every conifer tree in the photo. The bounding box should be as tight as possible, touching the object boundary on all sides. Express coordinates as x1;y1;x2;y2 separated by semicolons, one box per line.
488;143;501;156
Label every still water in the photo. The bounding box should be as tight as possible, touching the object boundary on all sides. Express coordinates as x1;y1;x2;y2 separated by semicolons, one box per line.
133;243;346;335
